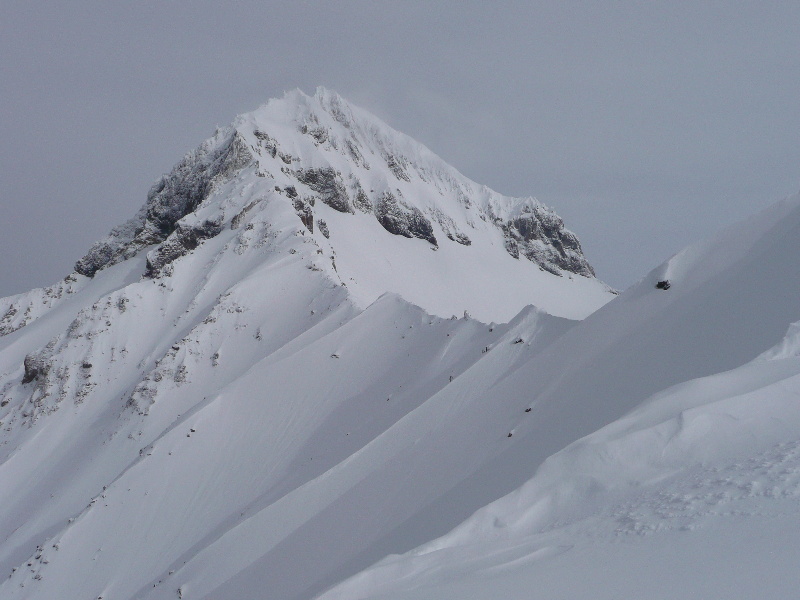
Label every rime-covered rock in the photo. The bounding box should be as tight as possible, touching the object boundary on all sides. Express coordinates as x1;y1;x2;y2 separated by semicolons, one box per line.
375;192;437;246
501;206;595;277
295;167;352;213
74;130;253;278
144;219;224;278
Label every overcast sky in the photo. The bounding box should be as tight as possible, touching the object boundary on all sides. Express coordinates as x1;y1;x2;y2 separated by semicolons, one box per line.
1;1;798;297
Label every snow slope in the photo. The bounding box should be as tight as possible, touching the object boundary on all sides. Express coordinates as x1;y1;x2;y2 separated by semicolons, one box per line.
319;192;800;600
0;89;612;600
4;85;797;600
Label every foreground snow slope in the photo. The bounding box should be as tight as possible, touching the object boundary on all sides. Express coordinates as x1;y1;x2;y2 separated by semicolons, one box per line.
0;89;612;600
320;193;800;600
323;324;800;600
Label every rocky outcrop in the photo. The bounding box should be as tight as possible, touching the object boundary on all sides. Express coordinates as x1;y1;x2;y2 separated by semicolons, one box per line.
292;197;315;233
350;180;372;213
231;198;263;230
295;168;352;213
375;192;437;246
22;352;50;385
70;88;599;291
383;153;411;182
144;219;224;278
501;207;594;277
430;208;471;246
75;130;253;278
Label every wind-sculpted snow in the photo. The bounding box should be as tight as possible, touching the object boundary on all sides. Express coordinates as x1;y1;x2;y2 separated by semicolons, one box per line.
4;86;799;600
323;324;800;600
1;87;798;600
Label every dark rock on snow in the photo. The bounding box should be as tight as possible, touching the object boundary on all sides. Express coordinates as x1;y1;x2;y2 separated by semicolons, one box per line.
293;197;315;233
22;353;49;384
75;130;253;278
374;192;437;247
501;206;595;277
295;168;353;213
144;219;224;278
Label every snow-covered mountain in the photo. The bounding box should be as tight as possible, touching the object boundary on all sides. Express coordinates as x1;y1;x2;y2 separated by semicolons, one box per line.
2;86;798;600
320;192;800;600
68;86;610;323
0;88;612;600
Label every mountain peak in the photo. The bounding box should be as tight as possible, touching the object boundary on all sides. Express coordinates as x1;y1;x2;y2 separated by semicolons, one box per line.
71;89;611;322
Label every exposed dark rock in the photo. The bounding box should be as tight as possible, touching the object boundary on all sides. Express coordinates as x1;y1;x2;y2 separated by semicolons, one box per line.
299;114;330;146
374;192;437;246
384;153;411;181
253;129;270;140
22;353;49;384
500;206;595;277
295;168;353;213
253;130;293;165
305;126;329;145
318;219;330;239
75;130;253;278
430;208;471;246
655;280;671;290
293;197;314;233
144;219;224;278
351;181;372;213
145;134;251;237
231;198;262;229
504;238;520;259
345;139;370;169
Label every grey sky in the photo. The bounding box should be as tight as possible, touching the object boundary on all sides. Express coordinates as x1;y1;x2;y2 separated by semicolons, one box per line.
2;1;798;297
